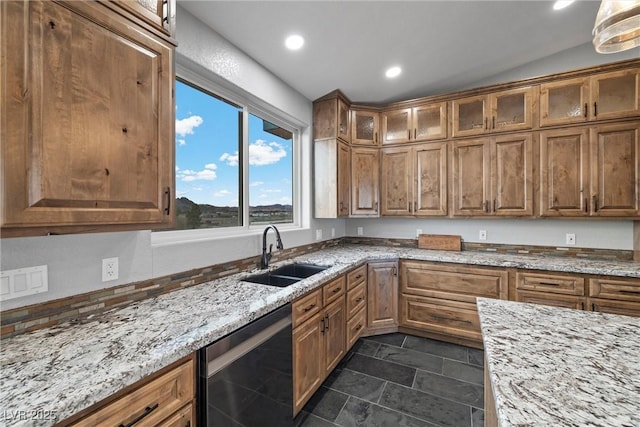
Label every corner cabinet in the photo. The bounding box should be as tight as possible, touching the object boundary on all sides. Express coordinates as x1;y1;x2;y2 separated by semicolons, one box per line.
1;0;175;237
366;261;399;335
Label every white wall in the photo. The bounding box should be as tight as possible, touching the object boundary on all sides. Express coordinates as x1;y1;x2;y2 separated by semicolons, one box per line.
0;6;344;311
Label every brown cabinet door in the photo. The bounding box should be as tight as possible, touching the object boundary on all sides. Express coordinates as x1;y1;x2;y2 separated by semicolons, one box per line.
323;298;346;375
413;103;447;141
451;138;491;215
590;69;640;121
113;0;173;36
590;122;640;217
489;87;534;133
351;148;379;216
2;1;174;235
452;95;488;137
539;77;589;127
589;299;640;317
293;311;324;415
381;108;412;144
351;110;379;145
491;133;533;216
337;142;351;217
367;262;399;333
313;95;350;142
380;147;412;216
539;127;590;216
338;98;351;142
414;142;448;216
314;139;350;218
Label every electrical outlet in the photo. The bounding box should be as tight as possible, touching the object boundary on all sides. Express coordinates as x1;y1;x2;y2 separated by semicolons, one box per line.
102;257;119;282
566;233;576;245
331;228;335;238
316;229;323;241
479;230;487;241
416;228;422;238
357;227;364;236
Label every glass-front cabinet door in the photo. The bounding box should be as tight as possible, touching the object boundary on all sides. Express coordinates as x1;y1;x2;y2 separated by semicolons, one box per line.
381;108;411;144
413;103;447;141
351;110;379;145
451;95;487;137
540;77;589;127
490;87;534;132
590;69;640;121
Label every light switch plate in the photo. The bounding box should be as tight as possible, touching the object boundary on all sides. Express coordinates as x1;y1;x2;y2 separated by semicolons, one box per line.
315;229;323;241
0;265;48;301
357;227;364;236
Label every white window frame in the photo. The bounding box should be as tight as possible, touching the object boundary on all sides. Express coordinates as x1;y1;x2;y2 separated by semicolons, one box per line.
152;63;303;246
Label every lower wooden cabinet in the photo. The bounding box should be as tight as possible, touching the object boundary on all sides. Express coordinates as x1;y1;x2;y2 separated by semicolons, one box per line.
346;265;367;348
366;261;399;334
513;270;586;310
292;276;346;415
66;357;194;427
588;276;640;316
399;261;508;345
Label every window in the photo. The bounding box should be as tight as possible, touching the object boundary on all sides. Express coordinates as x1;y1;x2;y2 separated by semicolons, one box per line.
171;79;297;232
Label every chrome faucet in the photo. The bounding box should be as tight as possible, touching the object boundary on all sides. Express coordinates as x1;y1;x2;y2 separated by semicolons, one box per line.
260;225;284;269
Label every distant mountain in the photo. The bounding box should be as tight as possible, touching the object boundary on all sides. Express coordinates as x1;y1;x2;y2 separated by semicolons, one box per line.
175;197;291;214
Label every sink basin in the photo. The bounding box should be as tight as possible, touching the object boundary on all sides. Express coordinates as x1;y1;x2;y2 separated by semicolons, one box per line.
243;263;329;287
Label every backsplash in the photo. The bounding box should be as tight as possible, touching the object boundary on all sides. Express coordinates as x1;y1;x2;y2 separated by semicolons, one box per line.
0;237;633;339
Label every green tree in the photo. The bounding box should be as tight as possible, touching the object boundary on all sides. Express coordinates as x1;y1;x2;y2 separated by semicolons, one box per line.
186;204;202;229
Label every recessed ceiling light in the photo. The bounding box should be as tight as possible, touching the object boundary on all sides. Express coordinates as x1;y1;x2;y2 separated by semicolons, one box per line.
385;66;402;78
285;35;304;50
553;0;575;10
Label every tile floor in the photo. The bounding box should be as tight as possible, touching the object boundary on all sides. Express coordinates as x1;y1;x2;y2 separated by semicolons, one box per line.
295;333;485;427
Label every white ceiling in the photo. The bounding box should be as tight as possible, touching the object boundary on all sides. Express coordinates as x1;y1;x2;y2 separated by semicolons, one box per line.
178;1;603;104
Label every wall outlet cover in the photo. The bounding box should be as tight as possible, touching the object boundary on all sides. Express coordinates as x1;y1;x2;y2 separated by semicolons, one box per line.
102;257;119;282
316;229;323;241
357;227;364;236
479;230;487;241
566;233;576;245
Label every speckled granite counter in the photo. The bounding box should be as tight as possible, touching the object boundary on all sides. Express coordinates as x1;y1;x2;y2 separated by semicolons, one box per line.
478;298;640;427
1;245;639;426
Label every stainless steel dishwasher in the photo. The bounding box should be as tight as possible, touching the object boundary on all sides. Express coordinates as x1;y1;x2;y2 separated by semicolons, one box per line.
198;303;294;426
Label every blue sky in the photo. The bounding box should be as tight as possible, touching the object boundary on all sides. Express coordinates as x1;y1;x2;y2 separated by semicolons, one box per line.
175;81;292;207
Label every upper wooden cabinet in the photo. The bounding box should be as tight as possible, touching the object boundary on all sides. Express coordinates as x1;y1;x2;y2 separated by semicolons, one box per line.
113;0;176;37
351;110;380;145
351;147;380;216
540;122;639;217
540;69;640;127
313;91;351;142
1;0;175;237
314;139;350;218
381;102;447;144
381;142;447;216
452;87;534;137
451;133;533;216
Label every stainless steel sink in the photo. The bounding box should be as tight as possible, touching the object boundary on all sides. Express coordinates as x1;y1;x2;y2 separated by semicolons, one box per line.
243;263;329;287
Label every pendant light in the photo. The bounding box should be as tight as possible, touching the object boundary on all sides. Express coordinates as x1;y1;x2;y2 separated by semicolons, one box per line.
592;0;640;53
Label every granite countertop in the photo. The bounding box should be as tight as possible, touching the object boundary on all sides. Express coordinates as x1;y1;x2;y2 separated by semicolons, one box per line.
477;298;640;427
1;244;639;426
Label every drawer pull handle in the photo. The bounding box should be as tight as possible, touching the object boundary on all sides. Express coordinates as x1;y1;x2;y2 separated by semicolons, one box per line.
303;304;316;312
538;282;561;287
355;274;363;280
325;314;330;331
332;287;341;294
355;324;362;331
619;290;640;295
320;318;325;333
355;297;364;303
119;403;159;427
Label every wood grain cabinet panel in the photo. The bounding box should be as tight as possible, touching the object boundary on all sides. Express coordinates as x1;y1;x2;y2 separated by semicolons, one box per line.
513;271;586;310
351;147;379;216
293;311;324;414
588;276;640;317
314;139;350;218
347;307;366;349
347;265;367;290
313;93;350;142
351;110;380;145
323;298;346;374
1;0;175;236
381;103;447;144
367;261;399;334
451;138;490;216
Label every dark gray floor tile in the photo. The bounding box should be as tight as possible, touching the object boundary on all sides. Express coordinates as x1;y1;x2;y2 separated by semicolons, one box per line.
335;396;436;427
414;370;484;408
379;382;472;427
351;339;381;357
303;386;350;422
342;353;416;387
375;343;443;374
362;333;407;347
471;407;485;427
442;359;484;385
402;336;468;362
468;348;484;367
296;411;340;427
325;368;386;403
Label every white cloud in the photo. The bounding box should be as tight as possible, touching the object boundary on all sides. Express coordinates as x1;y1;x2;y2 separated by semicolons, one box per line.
213;189;231;197
249;139;287;165
262;189;282;193
177;138;186;146
220;140;287;167
250;181;264;187
177;163;218;182
219;151;239;166
175;115;203;137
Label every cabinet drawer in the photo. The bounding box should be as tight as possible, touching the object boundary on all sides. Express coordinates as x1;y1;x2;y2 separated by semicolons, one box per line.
347;307;366;349
293;289;322;328
157;403;193;427
71;360;194;427
589;277;640;302
516;271;585;295
589;298;640;317
346;281;366;318
515;290;585;310
399;294;481;341
347;265;367;290
401;261;507;302
323;276;346;306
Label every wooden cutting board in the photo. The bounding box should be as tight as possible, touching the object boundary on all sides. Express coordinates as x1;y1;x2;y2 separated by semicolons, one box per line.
417;234;461;251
